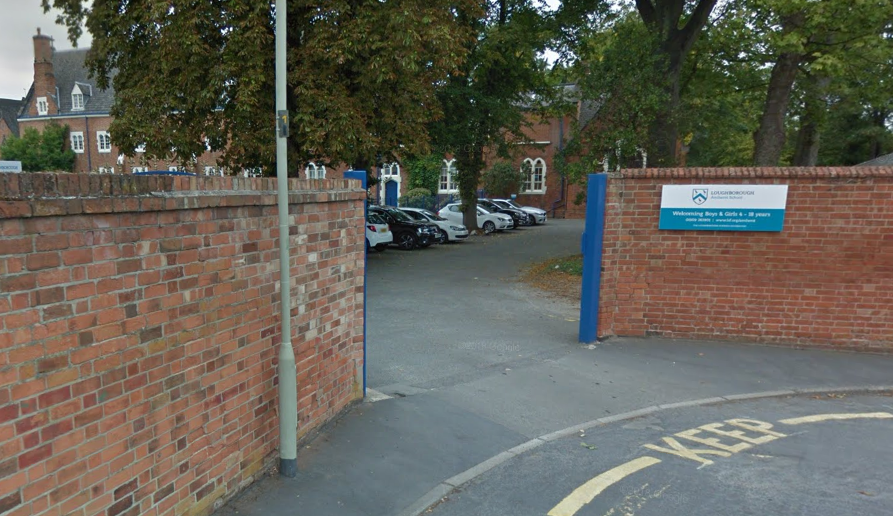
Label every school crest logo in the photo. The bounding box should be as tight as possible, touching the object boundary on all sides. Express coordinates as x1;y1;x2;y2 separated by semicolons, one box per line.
692;189;709;205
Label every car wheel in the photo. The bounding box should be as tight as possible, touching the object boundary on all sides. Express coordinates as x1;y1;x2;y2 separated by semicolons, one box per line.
439;229;449;242
483;221;496;234
374;243;388;252
397;232;417;250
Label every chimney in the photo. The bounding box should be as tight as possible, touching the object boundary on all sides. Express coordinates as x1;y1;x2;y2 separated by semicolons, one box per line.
32;28;57;116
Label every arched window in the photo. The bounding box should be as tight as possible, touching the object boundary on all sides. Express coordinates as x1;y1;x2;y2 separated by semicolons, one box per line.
305;162;326;179
381;162;400;177
439;159;458;193
522;158;546;193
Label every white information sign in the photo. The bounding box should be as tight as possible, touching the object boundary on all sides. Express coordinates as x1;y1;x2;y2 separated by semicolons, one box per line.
0;161;23;173
659;185;789;232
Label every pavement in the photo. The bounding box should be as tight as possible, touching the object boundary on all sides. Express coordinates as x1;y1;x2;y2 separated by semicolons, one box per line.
215;219;893;516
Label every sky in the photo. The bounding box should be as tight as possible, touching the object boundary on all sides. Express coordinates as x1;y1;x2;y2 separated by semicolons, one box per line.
0;2;92;100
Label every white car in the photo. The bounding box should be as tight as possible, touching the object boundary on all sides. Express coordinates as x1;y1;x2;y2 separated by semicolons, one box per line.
399;207;470;242
365;211;393;251
438;203;513;233
493;199;547;224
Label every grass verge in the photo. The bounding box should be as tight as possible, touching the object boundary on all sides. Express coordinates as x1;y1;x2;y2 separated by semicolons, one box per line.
521;254;583;302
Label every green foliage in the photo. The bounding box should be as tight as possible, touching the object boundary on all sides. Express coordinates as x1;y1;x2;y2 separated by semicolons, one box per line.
403;187;432;198
0;123;76;172
429;0;553;229
404;155;442;194
44;0;477;174
744;0;893;164
482;161;525;198
559;15;668;182
398;188;437;211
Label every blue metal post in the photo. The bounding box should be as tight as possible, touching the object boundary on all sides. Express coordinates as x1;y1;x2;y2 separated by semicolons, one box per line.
579;173;608;343
344;171;368;396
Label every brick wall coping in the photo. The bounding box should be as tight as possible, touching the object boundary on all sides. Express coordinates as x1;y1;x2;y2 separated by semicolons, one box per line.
0;173;366;219
614;166;893;180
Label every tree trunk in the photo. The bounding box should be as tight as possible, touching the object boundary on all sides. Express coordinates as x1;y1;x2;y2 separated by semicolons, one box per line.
792;76;831;166
868;109;890;160
792;117;820;166
456;144;484;231
636;0;719;167
649;43;683;167
753;52;802;166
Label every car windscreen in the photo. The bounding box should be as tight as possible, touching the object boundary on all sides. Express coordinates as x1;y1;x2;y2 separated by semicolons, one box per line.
383;208;413;222
492;200;511;209
477;206;491;215
505;200;523;209
401;210;424;221
421;210;446;221
478;201;498;211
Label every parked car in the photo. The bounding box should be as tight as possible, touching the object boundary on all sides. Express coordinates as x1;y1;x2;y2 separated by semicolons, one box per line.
477;198;532;228
492;199;547;225
365;211;393;252
438;203;513;233
369;206;440;250
400;207;469;242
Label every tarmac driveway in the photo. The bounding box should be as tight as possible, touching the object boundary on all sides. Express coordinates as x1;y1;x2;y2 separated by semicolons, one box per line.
216;219;893;516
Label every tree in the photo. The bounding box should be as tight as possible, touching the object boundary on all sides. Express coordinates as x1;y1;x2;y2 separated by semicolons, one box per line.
750;0;893;165
0;123;76;172
43;0;476;174
634;0;720;165
558;12;670;180
429;0;552;230
482;161;526;197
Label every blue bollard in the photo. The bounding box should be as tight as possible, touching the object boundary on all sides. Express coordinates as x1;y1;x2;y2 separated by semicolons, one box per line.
579;173;607;343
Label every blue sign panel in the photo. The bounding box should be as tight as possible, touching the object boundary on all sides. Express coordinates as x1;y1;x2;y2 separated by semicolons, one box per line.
659;185;788;232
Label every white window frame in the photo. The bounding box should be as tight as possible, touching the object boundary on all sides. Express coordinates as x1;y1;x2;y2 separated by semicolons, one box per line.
522;158;546;194
134;143;146;153
131;167;147;173
439;159;458;194
37;97;48;115
70;132;84;154
168;165;183;172
203;166;217;176
305;162;326;179
97;131;112;153
381;162;400;177
71;85;85;111
97;167;115;174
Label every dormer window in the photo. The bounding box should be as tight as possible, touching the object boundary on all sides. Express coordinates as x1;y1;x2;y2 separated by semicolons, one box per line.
37;97;48;115
71;84;90;112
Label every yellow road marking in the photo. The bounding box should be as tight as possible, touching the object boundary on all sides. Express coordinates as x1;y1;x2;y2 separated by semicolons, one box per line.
547;457;662;516
778;412;893;425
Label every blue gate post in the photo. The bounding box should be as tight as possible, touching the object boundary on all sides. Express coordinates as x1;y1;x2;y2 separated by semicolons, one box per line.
344;171;368;396
579;173;608;343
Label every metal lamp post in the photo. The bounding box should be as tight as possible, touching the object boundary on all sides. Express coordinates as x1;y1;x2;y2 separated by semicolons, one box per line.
274;0;298;478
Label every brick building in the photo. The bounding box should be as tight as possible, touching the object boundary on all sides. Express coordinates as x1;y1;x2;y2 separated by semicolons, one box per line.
0;98;22;145
17;30;225;175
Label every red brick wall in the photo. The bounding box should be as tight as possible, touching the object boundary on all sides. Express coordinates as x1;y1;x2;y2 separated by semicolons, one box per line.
598;167;893;351
0;173;365;516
